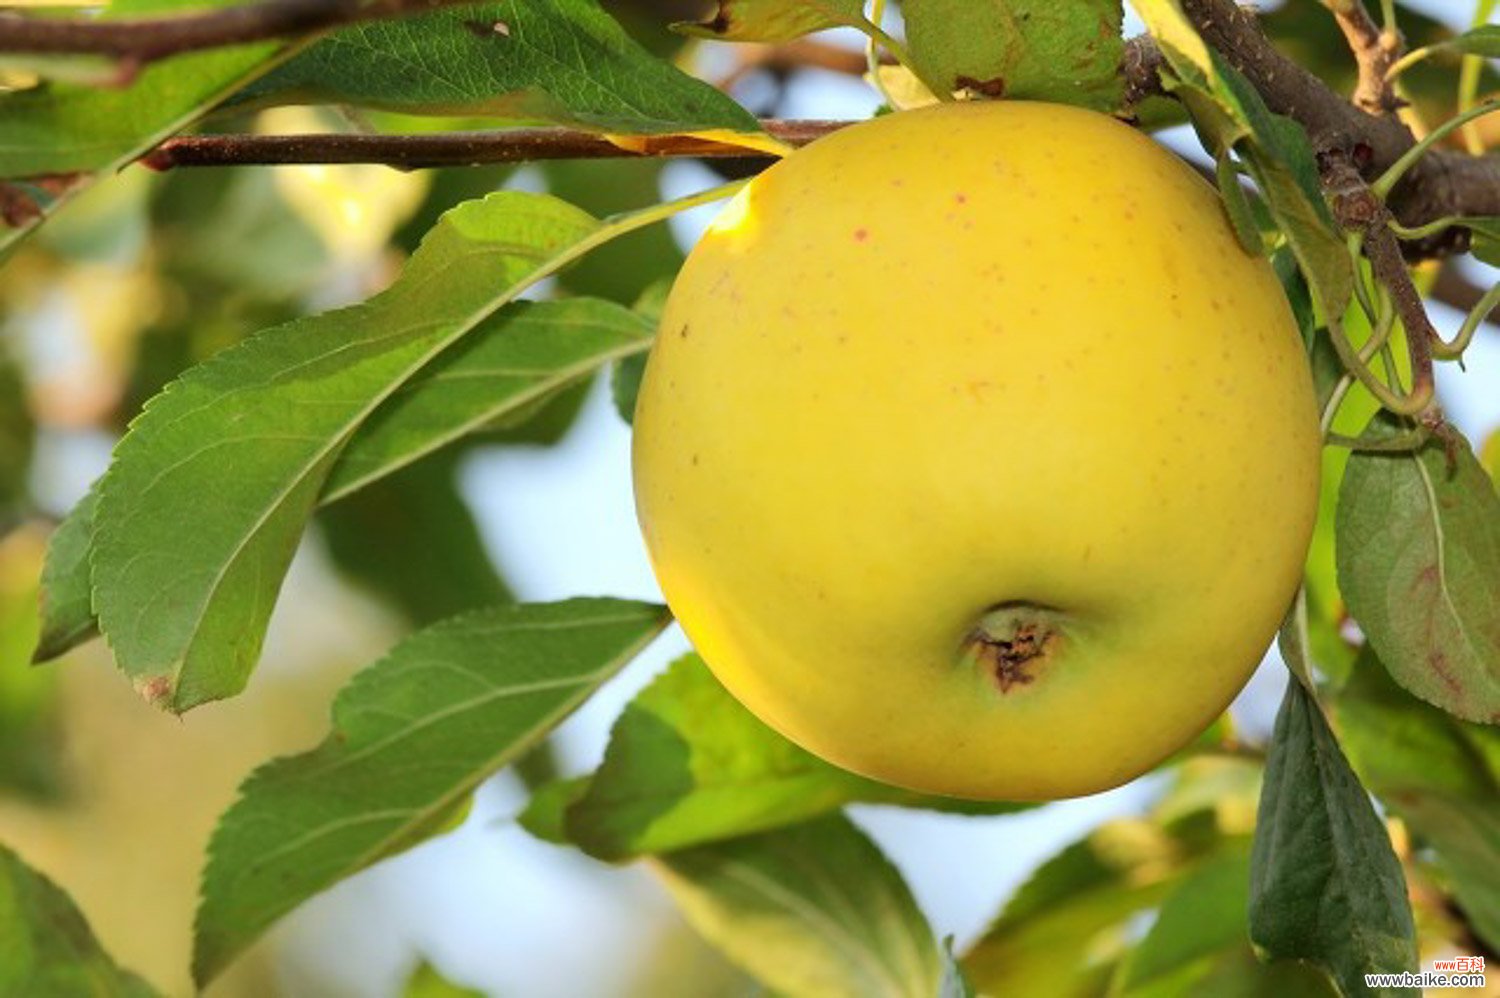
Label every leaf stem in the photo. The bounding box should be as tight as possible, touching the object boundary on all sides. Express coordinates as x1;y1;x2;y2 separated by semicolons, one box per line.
1433;279;1500;361
1388;216;1462;241
864;0;901;108
1383;45;1432;81
855;10;950;101
1320;289;1398;436
1373;99;1500;198
1459;0;1499;153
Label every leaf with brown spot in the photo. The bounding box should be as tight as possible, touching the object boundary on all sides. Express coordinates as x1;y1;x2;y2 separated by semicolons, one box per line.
1336;412;1500;723
675;0;866;43
903;0;1124;110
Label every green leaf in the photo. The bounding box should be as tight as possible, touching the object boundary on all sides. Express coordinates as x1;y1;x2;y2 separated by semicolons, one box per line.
1249;680;1418;997
318;450;512;626
0;349;31;526
902;0;1125;109
0;0;300;253
323;297;652;502
677;0;867;42
965;811;1231;996
402;960;485;998
1136;0;1352;318
563;655;1025;860
655;813;942;998
548;160;685;304
1465;218;1500;267
0;532;63;800
243;0;759;134
1334;654;1500;951
518;775;592;844
46;294;645;661
194;598;668;985
611;277;672;426
91;190;616;712
1336;412;1500;722
0;842;159;997
1116;845;1336;997
32;488;98;664
1431;24;1500;60
1215;153;1265;255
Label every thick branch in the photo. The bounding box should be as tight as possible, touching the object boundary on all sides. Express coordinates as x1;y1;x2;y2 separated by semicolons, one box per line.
1323;0;1402;116
0;0;477;64
1179;0;1500;237
143;121;847;170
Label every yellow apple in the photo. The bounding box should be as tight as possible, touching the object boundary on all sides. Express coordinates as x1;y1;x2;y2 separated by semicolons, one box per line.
631;101;1321;800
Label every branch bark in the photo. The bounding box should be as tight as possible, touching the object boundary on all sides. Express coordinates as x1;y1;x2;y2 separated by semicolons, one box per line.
1177;0;1500;243
0;0;476;64
143;121;846;170
1322;0;1402;116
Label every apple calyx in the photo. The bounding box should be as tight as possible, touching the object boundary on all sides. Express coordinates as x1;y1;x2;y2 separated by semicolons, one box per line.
964;603;1066;694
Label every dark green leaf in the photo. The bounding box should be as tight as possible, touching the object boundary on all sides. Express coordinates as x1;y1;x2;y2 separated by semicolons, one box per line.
1215;153;1264;255
518;775;592;844
677;0;867;42
0;842;159;997
244;1;759;134
611;354;649;425
903;0;1125;109
0;0;297;252
1465;218;1500;267
1117;845;1336;996
564;655;1025;860
1137;0;1353;320
656;813;942;998
194;598;668;985
964;811;1231;995
32;488;98;664
1334;654;1500;951
318;450;511;626
0;532;63;799
1249;680;1418;996
91;191;609;712
548;160;684;303
1336;412;1500;722
611;277;673;425
0;349;31;526
1431;25;1500;60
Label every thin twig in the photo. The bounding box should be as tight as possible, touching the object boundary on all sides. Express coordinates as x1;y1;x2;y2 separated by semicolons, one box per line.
143;121;848;170
1432;262;1500;331
0;0;478;64
1322;0;1403;115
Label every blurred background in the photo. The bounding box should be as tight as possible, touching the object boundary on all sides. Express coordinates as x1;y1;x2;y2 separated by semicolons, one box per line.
0;1;1496;995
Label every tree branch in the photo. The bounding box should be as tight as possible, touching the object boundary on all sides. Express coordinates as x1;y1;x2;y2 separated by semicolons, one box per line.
1322;0;1402;116
1178;0;1500;245
143;121;848;170
0;0;478;64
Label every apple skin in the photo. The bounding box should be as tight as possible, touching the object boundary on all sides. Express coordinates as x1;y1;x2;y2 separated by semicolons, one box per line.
631;101;1321;801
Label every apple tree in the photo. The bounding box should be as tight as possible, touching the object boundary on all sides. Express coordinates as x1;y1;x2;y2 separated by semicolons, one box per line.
0;0;1497;995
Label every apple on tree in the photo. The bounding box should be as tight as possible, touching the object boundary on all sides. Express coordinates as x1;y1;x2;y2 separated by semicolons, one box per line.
632;101;1322;801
